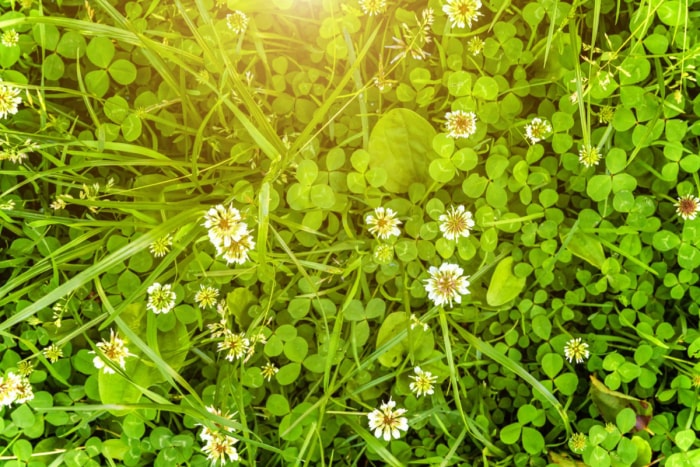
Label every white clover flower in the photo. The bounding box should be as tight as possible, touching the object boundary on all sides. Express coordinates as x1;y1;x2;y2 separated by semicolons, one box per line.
675;194;700;221
578;145;602;168
409;367;438;397
424;263;470;307
203;204;248;249
202;432;239;464
467;37;484;55
359;0;387;16
226;11;248;34
564;338;590;364
0;81;22;119
1;30;19;47
261;362;279;381
443;0;483;29
217;232;255;265
149;235;172;258
445;110;477;139
367;398;409;441
218;331;250;361
366;207;402;239
195;285;220;309
439;205;475;240
91;329;132;374
147;282;176;314
524;117;552;144
2;373;22;403
43;344;63;363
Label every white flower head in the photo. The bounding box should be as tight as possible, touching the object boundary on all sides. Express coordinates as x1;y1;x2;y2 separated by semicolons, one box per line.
675;194;700;221
359;0;387;16
203;204;248;249
261;362;279;381
367;398;409;441
149;235;172;258
409;367;438;397
524;117;552;144
443;0;483;29
195;285;219;309
218;331;250;361
147;282;177;314
91;329;133;374
366;207;402;239
424;263;470;307
202;432;239;464
579;145;602;168
1;30;19;47
439;205;475;240
0;81;22;119
226;10;248;35
445;110;477;139
217;231;256;265
564;338;590;364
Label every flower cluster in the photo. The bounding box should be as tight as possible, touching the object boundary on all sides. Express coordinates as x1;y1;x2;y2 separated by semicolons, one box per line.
1;29;19;47
261;361;279;381
366;207;402;240
367;398;409;441
524;117;552;144
675;194;700;221
43;344;64;363
443;0;483;29
91;329;133;374
147;282;177;314
198;406;239;465
149;235;173;258
226;10;248;35
359;0;387;16
203;204;255;265
424;263;471;307
0;372;34;407
195;285;220;309
579;145;602;167
409;367;438;397
445;110;477;139
439;205;475;240
0;81;21;119
564;338;590;364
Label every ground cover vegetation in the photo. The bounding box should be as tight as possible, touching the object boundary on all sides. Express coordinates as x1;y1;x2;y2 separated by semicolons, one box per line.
0;0;699;465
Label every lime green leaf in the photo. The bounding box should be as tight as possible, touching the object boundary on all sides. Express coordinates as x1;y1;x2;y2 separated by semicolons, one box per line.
367;109;437;193
487;257;526;306
564;232;606;269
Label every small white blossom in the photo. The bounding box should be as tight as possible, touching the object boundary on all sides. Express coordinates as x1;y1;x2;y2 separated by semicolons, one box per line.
439;205;475;240
443;0;483;29
424;263;470;307
147;282;176;314
367;398;409;441
675;194;700;221
564;338;590;364
445;110;477;139
524;117;552;144
366;207;402;239
409;367;438;397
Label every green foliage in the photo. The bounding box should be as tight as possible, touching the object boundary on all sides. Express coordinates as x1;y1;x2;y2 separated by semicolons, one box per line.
1;0;699;465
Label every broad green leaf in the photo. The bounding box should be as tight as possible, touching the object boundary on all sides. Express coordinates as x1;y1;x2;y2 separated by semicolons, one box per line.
487;257;526;306
589;375;653;429
564;232;606;269
86;36;115;68
108;59;138;85
367;109;437;193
